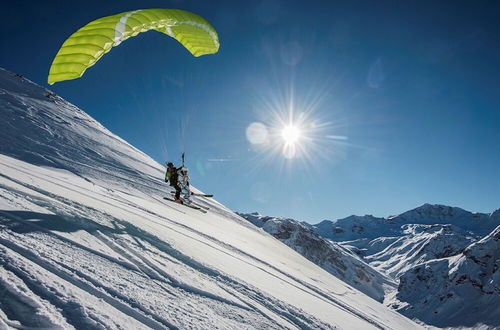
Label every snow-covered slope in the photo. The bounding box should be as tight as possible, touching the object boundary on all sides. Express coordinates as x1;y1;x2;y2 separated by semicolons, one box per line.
0;68;422;329
237;212;397;302
387;225;500;328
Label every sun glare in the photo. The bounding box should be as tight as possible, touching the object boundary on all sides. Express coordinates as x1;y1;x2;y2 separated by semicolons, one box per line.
281;125;301;145
244;77;350;167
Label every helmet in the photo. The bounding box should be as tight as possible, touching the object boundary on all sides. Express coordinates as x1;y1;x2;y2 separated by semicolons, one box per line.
167;162;173;167
180;166;188;175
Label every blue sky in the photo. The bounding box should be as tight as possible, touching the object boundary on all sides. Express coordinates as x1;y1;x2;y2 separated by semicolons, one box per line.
2;0;500;223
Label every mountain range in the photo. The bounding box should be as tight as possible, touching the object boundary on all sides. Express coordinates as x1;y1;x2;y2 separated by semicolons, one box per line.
239;204;499;328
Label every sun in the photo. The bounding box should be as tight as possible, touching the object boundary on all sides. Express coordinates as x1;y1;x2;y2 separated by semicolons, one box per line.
245;79;349;165
281;124;302;145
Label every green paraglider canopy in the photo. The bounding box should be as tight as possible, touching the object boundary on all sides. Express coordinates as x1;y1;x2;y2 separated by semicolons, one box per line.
48;9;219;84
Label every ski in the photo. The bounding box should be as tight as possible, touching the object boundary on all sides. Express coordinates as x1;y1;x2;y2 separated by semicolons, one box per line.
167;194;210;210
163;197;207;213
170;191;213;198
191;192;214;198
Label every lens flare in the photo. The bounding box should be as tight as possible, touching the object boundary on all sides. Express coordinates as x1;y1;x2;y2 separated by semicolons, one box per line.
246;122;269;145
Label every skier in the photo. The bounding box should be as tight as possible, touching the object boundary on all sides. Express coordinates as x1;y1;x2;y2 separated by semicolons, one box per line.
163;162;209;212
177;166;192;205
165;162;182;203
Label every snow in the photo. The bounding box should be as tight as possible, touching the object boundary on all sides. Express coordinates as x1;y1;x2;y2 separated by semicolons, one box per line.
0;68;422;329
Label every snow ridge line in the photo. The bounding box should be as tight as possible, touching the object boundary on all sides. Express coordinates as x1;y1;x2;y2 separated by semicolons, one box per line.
3;86;164;180
0;240;173;330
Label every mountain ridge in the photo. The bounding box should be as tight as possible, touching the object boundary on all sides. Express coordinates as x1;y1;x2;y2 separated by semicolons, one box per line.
313;203;499;241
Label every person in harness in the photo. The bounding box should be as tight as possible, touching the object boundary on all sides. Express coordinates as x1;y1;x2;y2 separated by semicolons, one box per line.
165;162;182;203
177;166;192;205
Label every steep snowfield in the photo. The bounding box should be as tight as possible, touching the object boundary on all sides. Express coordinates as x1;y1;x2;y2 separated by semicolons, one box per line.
238;212;397;302
0;68;422;329
387;225;500;328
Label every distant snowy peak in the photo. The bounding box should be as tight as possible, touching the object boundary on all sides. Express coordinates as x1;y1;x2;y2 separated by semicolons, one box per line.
313;203;498;241
391;203;471;222
314;215;391;241
460;224;500;295
400;223;467;236
241;205;499;329
391;203;496;236
237;212;397;302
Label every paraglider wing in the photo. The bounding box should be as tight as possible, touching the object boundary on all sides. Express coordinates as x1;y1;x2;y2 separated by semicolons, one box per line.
48;9;219;84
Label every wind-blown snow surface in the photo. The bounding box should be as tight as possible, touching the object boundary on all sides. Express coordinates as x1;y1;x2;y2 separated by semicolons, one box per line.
0;68;421;329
